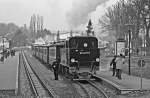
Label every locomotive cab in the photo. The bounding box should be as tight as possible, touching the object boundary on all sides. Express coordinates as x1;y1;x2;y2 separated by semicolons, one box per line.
69;37;100;76
57;36;100;80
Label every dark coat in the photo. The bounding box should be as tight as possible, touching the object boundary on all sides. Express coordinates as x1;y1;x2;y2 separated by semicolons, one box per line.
110;57;116;69
52;61;59;72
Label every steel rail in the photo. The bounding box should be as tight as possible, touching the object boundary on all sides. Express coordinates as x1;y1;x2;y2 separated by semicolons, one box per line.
88;80;109;98
75;82;91;98
22;51;58;98
21;52;39;96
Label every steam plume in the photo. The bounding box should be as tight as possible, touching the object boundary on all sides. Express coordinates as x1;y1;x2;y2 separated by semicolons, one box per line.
66;0;108;28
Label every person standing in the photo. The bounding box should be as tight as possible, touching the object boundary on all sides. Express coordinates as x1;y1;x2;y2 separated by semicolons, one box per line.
110;55;117;76
52;59;60;80
115;54;125;80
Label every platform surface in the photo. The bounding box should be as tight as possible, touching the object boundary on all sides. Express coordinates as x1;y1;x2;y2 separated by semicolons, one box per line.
0;53;19;90
96;70;150;90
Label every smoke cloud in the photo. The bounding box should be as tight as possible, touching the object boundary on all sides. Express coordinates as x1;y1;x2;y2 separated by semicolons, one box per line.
66;0;108;28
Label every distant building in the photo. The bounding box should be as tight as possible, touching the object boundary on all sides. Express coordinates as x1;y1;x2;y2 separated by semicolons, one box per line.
0;37;10;52
86;19;94;36
34;37;45;45
44;34;55;43
98;40;109;48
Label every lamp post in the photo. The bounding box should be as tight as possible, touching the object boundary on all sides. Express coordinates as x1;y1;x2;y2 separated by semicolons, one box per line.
125;23;133;75
2;36;4;55
128;29;131;75
145;17;150;56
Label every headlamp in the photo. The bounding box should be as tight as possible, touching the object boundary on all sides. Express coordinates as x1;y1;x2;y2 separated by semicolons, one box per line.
96;58;100;62
71;58;75;62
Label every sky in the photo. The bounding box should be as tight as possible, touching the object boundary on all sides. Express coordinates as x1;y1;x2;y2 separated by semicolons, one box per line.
0;0;118;31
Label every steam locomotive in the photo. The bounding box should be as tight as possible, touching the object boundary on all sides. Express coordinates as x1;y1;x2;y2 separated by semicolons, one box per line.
32;36;100;80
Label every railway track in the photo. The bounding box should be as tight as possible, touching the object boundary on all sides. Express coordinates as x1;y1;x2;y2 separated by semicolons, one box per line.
24;50;115;97
88;80;109;98
24;51;85;97
74;82;91;98
60;74;109;98
76;80;109;98
21;51;57;98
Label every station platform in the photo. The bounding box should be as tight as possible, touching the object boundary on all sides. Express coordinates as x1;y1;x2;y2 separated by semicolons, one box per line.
95;70;150;94
0;52;19;95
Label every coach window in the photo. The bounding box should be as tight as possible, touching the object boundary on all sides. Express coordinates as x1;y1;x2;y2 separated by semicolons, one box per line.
70;39;78;48
45;48;46;54
92;41;95;48
91;39;98;48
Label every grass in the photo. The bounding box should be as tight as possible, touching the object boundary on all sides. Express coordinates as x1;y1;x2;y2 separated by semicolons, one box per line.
122;64;150;79
101;56;150;79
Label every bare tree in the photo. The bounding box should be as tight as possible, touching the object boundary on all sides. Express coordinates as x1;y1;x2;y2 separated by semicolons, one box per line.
30;14;44;40
129;0;150;55
99;0;143;51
